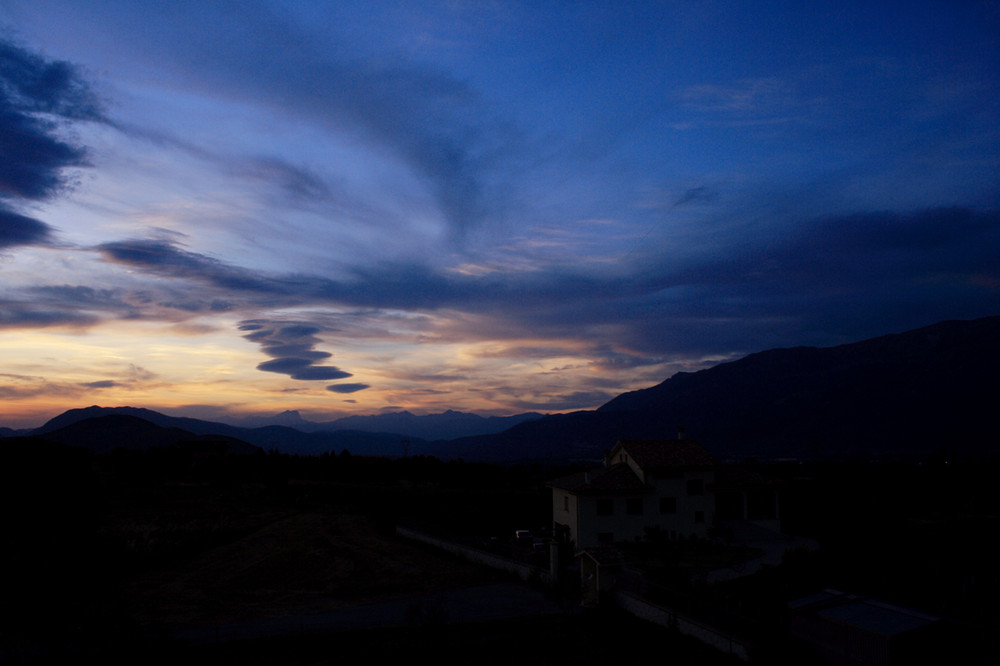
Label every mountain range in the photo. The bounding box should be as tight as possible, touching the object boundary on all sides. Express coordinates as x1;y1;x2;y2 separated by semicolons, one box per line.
3;315;999;464
430;315;1000;463
232;409;544;440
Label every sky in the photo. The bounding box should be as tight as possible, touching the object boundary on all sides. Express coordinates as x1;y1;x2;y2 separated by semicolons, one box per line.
1;1;998;428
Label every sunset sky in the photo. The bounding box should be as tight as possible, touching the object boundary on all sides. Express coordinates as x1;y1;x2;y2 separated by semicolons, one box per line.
2;1;999;428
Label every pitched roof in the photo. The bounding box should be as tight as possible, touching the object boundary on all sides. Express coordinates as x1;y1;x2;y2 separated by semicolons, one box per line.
547;463;648;494
613;438;717;470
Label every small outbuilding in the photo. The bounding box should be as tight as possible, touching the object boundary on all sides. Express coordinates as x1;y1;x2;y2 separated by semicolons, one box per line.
577;545;625;606
789;590;959;665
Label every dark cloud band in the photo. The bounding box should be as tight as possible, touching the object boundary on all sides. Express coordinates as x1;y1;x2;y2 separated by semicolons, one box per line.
326;383;369;394
0;207;52;247
0;38;104;203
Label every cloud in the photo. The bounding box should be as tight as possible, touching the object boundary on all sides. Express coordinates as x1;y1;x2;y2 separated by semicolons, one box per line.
0;37;104;251
138;4;514;240
0;301;100;329
0;372;97;401
89;198;1000;374
32;285;128;307
95;238;479;309
0;206;52;247
82;380;118;389
326;383;369;394
97;239;282;293
672;185;718;208
681;78;787;110
604;205;1000;352
505;390;616;412
240;318;354;382
0;36;104;202
230;156;331;202
681;207;1000;292
256;357;352;381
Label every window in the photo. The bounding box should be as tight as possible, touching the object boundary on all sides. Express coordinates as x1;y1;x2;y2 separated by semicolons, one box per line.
686;479;704;496
626;498;643;515
659;497;676;514
695;510;705;523
596;498;613;516
598;532;614;544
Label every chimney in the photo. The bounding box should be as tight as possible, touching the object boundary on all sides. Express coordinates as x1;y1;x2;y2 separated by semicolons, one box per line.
677;425;685;440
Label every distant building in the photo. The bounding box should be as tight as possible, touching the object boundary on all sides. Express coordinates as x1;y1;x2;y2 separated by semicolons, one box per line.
548;435;719;548
548;434;782;550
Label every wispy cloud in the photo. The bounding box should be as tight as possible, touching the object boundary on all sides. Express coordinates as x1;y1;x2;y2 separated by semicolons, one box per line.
679;77;791;113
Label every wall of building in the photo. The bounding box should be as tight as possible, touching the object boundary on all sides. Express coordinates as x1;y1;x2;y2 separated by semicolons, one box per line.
555;468;716;548
647;469;715;540
551;487;578;544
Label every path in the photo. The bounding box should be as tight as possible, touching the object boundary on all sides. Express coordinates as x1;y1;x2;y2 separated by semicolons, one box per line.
172;582;565;644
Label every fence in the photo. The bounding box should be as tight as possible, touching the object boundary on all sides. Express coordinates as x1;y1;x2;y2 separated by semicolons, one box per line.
396;525;553;585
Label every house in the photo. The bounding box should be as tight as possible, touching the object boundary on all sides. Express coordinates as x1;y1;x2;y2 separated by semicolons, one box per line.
548;435;718;548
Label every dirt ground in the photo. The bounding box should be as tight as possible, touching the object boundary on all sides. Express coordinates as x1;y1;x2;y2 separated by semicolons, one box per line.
119;505;501;628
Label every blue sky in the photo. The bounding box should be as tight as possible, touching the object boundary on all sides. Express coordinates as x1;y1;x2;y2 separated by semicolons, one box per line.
1;1;998;426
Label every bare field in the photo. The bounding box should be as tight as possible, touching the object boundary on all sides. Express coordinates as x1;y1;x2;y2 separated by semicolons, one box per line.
114;491;501;628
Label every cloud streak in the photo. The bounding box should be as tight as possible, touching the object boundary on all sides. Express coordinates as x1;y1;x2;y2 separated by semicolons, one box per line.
90;204;1000;361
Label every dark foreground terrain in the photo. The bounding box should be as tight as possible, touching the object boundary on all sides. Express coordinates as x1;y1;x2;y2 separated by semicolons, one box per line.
3;438;997;664
1;441;744;665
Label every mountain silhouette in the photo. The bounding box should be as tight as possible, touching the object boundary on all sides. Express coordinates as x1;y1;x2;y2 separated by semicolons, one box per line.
36;414;260;455
7;315;1000;463
235;408;544;440
436;315;1000;463
28;407;428;457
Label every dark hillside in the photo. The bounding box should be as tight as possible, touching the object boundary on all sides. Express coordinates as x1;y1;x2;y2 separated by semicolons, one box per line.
599;316;1000;460
31;406;427;457
443;316;1000;463
37;414;261;454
